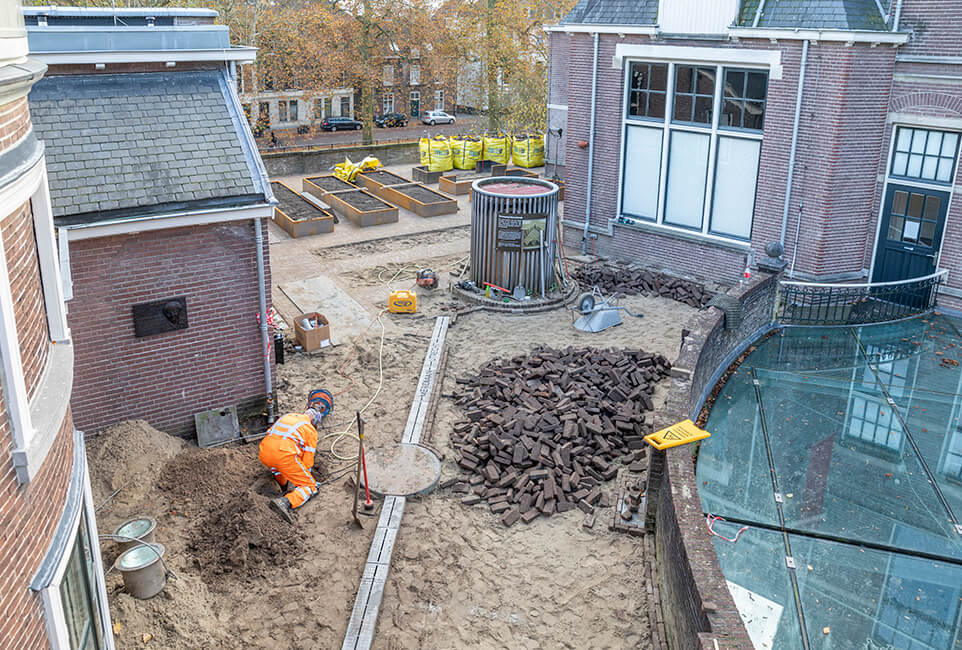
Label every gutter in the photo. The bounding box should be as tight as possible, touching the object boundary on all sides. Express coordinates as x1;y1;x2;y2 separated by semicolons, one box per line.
27;47;258;65
582;32;600;255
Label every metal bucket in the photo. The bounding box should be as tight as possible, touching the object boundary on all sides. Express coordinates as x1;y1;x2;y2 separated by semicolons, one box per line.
114;517;157;554
115;543;167;599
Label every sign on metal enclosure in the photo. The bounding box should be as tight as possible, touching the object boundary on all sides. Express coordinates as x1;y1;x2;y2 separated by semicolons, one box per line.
496;213;547;252
644;419;710;450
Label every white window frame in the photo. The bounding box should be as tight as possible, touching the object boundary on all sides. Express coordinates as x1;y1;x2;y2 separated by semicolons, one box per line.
434;89;444;111
382;93;394;114
616;59;766;244
41;469;114;650
382;64;394;86
0;157;72;483
409;64;420;86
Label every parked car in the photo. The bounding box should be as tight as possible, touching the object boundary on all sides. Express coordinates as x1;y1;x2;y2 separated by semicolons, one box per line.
421;110;455;126
320;116;362;131
375;112;409;128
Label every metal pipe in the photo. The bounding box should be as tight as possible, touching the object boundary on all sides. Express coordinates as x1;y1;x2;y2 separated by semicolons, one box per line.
780;39;809;252
752;0;767;27
581;32;600;255
892;0;903;31
253;217;275;425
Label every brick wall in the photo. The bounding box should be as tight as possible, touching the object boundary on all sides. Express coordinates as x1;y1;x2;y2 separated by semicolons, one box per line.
898;0;962;56
0;96;32;152
2;200;50;399
67;220;273;436
649;273;778;649
0;407;75;649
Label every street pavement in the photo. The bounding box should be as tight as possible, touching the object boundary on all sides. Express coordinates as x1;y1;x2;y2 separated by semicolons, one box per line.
256;113;486;150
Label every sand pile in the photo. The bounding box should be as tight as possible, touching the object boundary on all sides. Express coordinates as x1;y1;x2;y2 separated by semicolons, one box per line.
87;420;186;510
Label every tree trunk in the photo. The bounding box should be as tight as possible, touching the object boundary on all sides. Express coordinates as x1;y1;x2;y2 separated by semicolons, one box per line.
360;0;374;145
485;0;498;132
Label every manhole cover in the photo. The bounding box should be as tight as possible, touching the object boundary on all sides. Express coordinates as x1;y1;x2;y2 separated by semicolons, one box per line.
361;444;441;497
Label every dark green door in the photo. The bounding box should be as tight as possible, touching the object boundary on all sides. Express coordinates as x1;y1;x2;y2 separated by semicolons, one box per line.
872;184;949;283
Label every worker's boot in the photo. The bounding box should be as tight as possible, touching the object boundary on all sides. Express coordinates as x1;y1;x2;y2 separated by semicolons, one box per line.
269;497;295;524
278;480;290;494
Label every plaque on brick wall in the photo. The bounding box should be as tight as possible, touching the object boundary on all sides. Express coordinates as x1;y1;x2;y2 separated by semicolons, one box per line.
132;296;189;338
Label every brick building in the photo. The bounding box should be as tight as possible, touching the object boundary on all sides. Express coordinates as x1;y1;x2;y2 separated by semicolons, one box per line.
0;1;113;647
548;0;962;306
377;48;454;120
24;6;277;437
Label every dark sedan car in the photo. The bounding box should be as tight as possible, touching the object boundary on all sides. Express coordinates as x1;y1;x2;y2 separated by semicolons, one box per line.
375;112;409;128
320;116;362;131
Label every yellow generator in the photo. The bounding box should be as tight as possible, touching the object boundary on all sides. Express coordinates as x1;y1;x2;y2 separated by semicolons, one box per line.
388;289;417;313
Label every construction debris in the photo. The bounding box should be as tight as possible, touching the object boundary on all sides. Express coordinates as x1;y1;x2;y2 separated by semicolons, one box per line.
571;263;713;308
449;347;670;525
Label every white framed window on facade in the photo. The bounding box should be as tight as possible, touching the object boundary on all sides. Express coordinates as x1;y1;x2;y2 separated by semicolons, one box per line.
889;126;960;185
409;64;420;86
383;93;394;113
620;61;768;242
383;64;394;86
434;89;443;111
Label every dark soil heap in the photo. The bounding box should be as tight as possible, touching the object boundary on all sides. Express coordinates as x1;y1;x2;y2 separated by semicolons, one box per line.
572;262;713;308
449;346;670;525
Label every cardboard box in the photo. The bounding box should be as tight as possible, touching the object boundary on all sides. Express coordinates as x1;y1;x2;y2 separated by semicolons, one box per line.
294;312;331;352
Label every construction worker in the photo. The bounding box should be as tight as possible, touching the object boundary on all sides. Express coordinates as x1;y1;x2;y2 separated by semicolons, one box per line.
260;408;323;523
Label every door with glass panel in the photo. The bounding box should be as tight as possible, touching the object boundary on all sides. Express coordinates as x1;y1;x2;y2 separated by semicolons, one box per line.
873;185;948;284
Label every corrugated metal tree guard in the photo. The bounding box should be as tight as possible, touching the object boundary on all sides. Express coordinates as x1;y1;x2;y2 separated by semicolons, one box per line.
470;177;560;297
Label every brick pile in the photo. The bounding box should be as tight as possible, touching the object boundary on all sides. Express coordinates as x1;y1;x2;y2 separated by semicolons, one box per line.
446;346;669;526
571;263;713;308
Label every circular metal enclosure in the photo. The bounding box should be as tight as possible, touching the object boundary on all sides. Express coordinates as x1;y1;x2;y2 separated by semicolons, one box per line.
470;177;560;296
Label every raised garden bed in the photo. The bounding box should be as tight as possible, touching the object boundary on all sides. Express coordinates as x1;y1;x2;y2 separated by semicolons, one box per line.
412;166;444;185
476;161;507;175
302;174;358;197
269;181;334;237
504;168;539;178
438;172;489;196
325;189;399;227
354;169;410;198
379;182;458;217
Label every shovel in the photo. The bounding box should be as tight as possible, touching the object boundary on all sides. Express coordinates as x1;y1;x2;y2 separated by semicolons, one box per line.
351;411;364;529
513;251;526;301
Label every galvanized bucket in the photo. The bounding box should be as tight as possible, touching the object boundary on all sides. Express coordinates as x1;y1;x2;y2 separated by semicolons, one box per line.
115;543;167;599
113;517;157;554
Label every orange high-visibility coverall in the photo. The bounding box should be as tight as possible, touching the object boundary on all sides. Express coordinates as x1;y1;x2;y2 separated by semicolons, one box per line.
258;413;319;509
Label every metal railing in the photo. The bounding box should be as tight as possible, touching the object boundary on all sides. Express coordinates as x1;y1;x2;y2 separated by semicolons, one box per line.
775;269;949;326
258;136;419;155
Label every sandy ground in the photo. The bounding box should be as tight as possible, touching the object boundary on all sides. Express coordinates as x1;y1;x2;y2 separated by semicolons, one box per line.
93;164;696;649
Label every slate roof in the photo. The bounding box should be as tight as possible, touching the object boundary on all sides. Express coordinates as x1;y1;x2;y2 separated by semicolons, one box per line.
736;0;889;30
561;0;659;25
29;70;267;224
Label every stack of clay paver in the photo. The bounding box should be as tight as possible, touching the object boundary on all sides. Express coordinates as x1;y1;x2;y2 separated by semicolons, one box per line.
572;263;713;308
447;346;669;526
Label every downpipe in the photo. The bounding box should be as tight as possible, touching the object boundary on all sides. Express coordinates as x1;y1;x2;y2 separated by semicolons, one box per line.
781;38;809;272
253;217;275;425
581;32;600;255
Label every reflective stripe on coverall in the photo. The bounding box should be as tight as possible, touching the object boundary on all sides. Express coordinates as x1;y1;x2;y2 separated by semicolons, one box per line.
258;413;319;509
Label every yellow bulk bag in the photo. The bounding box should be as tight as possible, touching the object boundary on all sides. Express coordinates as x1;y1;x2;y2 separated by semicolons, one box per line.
427;136;453;172
358;156;381;171
512;133;545;168
482;133;510;164
419;137;431;166
333;157;360;182
450;136;482;170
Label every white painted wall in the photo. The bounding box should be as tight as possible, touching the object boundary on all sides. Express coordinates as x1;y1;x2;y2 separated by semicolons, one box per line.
658;0;740;34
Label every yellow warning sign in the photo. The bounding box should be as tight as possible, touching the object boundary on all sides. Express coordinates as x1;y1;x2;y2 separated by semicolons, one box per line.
644;419;710;450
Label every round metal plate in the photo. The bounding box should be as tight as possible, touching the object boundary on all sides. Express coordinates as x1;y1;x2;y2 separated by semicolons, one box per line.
361;444;441;497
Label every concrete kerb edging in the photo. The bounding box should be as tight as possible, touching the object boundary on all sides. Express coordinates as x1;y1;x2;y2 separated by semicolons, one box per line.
341;316;450;650
652;273;778;650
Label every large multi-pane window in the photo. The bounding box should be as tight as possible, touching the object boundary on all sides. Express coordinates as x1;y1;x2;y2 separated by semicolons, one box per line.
621;61;768;241
890;126;959;184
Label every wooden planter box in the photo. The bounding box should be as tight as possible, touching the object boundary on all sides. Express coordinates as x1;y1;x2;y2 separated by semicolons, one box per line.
438;172;489;196
325;189;399;227
475;161;507;175
354;169;410;198
270;181;334;237
379;183;458;217
303;174;358;197
504;168;539;178
412;166;444;184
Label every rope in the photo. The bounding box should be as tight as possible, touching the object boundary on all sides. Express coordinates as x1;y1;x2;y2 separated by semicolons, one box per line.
705;514;748;543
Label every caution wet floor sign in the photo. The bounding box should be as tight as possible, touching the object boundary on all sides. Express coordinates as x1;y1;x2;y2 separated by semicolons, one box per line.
644;419;710;450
